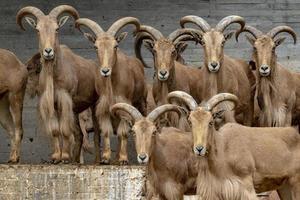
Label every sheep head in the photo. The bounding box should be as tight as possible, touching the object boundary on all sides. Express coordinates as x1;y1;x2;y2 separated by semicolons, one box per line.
135;25;199;81
180;15;245;73
167;91;238;156
111;103;185;164
17;5;79;61
75;17;140;77
236;25;297;77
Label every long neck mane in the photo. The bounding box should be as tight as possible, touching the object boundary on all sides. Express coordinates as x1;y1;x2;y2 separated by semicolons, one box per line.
197;128;251;200
257;62;281;126
154;65;176;105
38;45;61;134
202;67;220;100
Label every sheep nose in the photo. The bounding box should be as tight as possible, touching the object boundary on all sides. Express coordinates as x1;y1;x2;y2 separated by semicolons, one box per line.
260;65;269;71
44;48;53;54
159;70;167;76
101;67;110;74
195;146;204;154
210;61;218;69
138;153;147;161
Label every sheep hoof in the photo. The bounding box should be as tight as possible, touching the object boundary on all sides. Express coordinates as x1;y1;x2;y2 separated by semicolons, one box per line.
62;160;70;164
7;159;19;164
100;159;110;165
119;160;129;165
51;159;61;165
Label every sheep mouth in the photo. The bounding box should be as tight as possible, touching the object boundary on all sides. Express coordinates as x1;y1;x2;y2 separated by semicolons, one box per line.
260;72;270;77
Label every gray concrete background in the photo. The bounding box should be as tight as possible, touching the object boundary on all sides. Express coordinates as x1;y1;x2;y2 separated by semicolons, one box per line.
0;0;299;164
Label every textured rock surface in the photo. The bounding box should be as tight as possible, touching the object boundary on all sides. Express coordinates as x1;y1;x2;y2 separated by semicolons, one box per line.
0;165;146;200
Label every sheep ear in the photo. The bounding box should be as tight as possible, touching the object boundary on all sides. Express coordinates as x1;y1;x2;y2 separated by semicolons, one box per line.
175;42;188;54
249;60;256;70
58;16;69;28
143;39;155;52
25;17;37;28
224;31;234;41
275;37;286;47
245;35;255;45
116;32;128;43
84;33;96;43
212;109;226;119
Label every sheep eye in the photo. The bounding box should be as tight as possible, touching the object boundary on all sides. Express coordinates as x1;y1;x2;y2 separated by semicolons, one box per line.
272;47;276;53
94;45;98;50
114;45;119;49
152;130;157;136
209;121;214;127
221;40;226;47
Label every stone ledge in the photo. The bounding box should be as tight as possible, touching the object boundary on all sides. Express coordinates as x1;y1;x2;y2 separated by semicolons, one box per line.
0;164;146;200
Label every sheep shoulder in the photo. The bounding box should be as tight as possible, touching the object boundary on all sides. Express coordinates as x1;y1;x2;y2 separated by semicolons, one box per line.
152;127;198;188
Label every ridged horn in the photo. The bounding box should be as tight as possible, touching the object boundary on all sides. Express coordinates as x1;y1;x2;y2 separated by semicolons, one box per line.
216;15;245;33
108;17;140;36
206;93;238;111
180;15;210;32
134;32;154;68
235;25;263;42
167;91;198;111
75;18;104;36
267;26;297;44
138;25;164;40
49;5;79;20
16;6;45;30
168;28;203;43
110;103;143;122
147;104;185;122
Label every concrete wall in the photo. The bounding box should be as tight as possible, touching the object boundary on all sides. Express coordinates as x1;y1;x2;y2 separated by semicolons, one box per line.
0;0;299;163
0;165;145;200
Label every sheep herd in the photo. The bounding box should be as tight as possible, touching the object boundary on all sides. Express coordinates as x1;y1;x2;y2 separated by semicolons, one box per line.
0;3;299;200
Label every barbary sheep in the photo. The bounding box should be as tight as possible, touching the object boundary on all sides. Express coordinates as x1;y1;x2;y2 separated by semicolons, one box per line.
111;103;198;199
135;25;203;130
0;49;28;163
169;91;300;200
180;15;255;126
17;5;100;163
75;17;147;164
236;25;300;129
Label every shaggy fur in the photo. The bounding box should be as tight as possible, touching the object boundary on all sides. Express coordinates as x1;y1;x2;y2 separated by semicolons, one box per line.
135;31;202;131
181;16;255;126
190;106;300;200
112;103;198;200
0;49;28;163
76;18;148;164
245;35;300;128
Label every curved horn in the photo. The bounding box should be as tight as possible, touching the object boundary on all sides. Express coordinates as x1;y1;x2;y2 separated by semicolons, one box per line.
173;34;195;44
216;15;245;33
110;103;143;122
75;18;104;36
180;15;210;32
139;25;164;40
134;32;154;68
206;93;238;111
16;6;45;30
235;25;263;42
167;91;198;111
147;104;185;122
168;28;203;43
267;26;297;44
108;17;140;36
49;5;79;20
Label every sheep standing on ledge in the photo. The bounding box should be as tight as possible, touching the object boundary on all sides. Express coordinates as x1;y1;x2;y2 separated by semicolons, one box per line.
111;103;198;200
168;91;300;200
